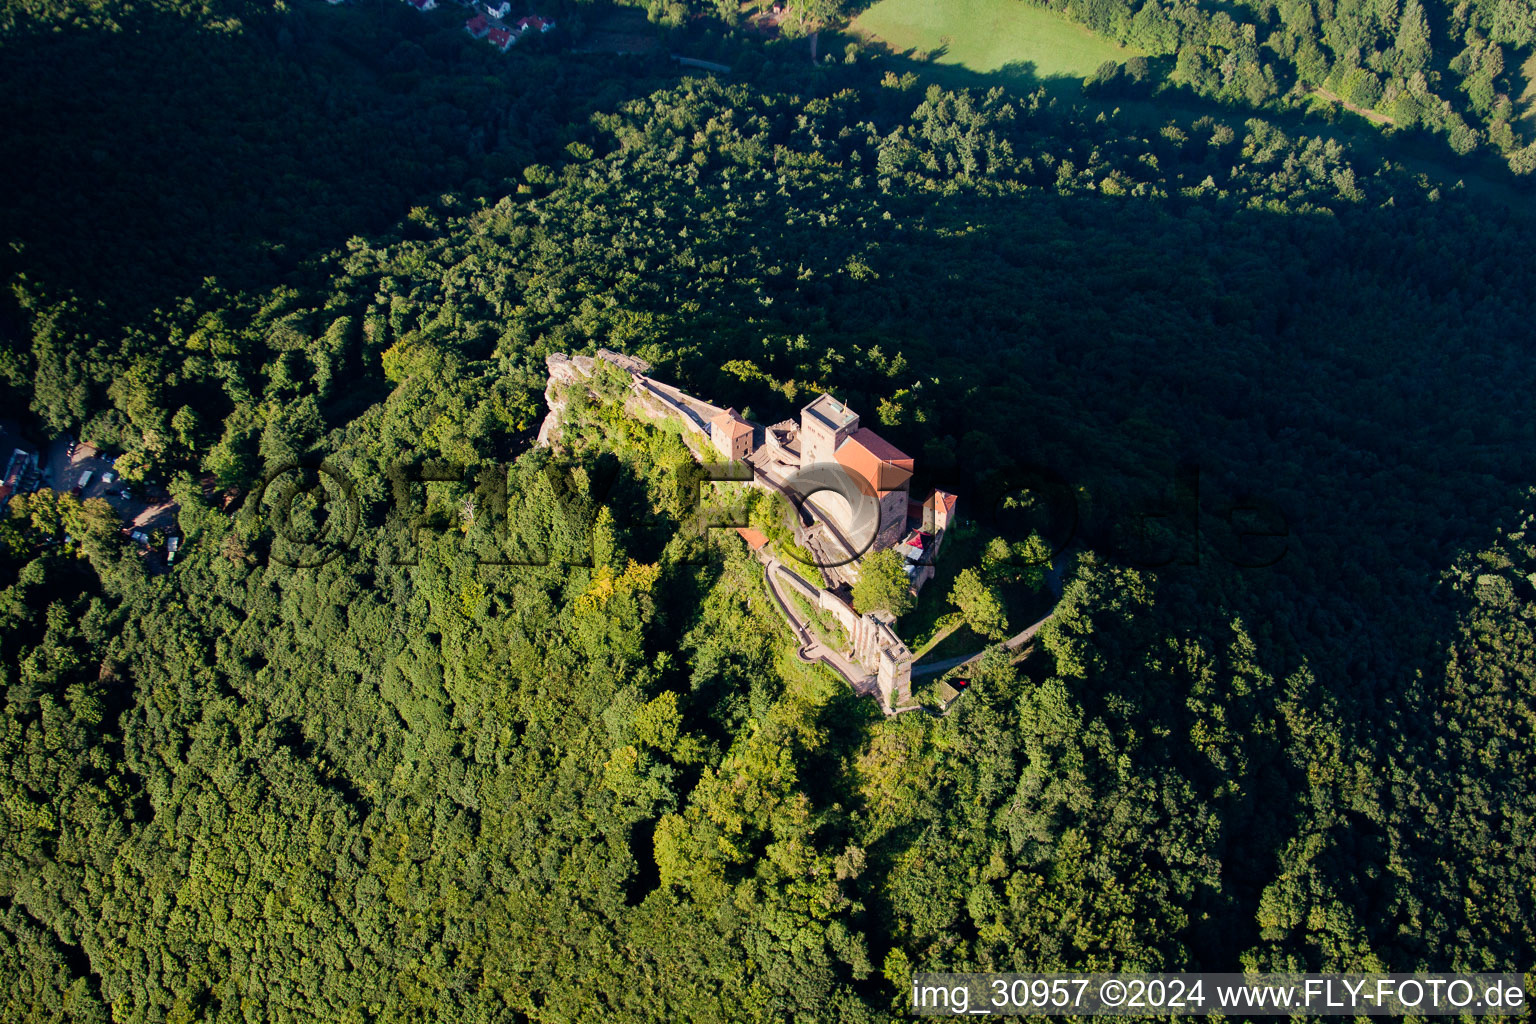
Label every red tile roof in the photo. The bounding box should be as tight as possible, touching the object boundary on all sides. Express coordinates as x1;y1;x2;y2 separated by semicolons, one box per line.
466;14;488;31
735;527;769;551
835;427;914;494
847;427;911;465
710;409;753;440
487;26;511;45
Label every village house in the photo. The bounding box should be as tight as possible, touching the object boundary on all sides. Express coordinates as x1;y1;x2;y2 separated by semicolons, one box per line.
0;448;37;510
466;10;555;49
515;14;554;33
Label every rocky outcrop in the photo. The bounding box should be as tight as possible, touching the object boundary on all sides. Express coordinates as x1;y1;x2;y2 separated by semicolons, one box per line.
536;349;663;447
539;352;642;446
535;353;593;446
594;347;650;375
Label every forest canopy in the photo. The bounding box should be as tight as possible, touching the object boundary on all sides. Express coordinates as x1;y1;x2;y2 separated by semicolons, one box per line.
0;0;1533;1020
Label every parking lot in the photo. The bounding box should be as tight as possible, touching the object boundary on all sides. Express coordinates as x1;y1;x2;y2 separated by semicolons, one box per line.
44;435;179;536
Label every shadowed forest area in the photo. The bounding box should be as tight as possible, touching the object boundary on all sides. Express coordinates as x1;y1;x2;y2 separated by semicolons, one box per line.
0;0;1533;1021
0;0;670;319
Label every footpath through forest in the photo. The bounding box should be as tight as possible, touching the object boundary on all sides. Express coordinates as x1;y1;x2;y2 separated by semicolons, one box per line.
758;551;879;697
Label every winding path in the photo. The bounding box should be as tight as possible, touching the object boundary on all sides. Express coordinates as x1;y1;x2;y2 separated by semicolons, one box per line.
1302;84;1395;126
759;556;876;695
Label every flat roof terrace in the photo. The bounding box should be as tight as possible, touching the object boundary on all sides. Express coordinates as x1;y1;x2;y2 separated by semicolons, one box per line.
803;393;859;432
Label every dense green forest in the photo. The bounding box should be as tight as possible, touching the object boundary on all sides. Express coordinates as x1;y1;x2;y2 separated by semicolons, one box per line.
1022;0;1536;167
662;0;1536;173
1;0;1533;1019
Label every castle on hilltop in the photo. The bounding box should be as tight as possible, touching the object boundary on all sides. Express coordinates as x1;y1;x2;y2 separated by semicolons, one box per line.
540;349;958;713
749;391;956;574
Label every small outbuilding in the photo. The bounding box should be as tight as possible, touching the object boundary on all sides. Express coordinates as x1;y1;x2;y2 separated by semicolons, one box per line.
709;408;755;461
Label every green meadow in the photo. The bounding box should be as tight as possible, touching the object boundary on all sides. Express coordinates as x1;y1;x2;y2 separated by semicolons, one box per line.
1520;51;1536;124
850;0;1139;83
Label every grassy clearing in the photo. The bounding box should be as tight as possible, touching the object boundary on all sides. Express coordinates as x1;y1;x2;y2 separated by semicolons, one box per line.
786;585;846;649
915;622;987;664
1520;52;1536;125
850;0;1138;82
911;616;963;659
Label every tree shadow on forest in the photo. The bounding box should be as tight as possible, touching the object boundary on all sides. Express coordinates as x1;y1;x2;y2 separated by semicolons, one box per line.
838;34;1059;96
814;32;1531;203
0;0;672;330
6;1;1531;973
646;156;1536;968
